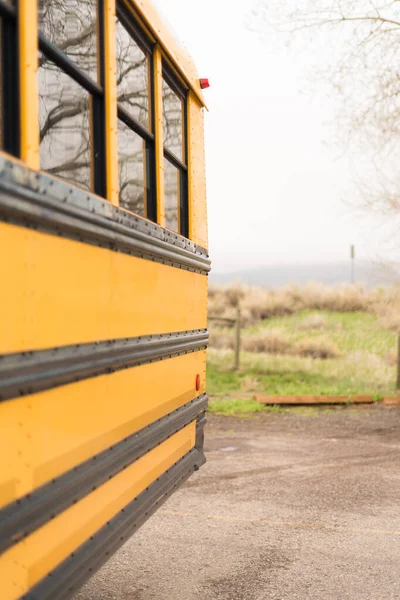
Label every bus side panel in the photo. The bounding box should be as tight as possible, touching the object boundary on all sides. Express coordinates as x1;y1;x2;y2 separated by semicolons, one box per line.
0;424;196;600
0;350;207;507
188;91;208;249
0;221;208;354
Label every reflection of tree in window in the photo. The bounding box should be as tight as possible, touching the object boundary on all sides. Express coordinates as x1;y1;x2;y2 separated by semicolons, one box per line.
118;120;146;216
38;0;97;80
38;1;97;190
116;20;149;130
164;158;179;232
38;56;91;190
162;79;183;160
115;18;152;215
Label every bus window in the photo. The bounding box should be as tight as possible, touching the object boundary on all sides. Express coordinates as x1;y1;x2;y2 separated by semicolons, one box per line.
118;119;146;216
164;157;180;232
38;1;105;195
162;70;188;236
116;10;156;220
38;0;98;81
38;55;92;191
162;77;183;160
116;18;150;130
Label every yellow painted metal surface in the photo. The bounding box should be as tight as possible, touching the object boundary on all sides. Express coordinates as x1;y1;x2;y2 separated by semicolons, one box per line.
0;350;206;507
0;424;195;600
187;92;208;248
153;45;165;227
0;222;207;353
0;2;209;593
103;0;119;205
19;0;39;169
126;0;206;107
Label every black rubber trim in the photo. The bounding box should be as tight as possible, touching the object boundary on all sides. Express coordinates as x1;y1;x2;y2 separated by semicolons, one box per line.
20;446;205;600
179;94;189;238
0;394;208;557
117;104;154;143
0;156;210;274
0;1;15;18
0;330;208;403
1;1;19;157
92;91;107;198
163;63;188;100
117;0;155;55
164;146;187;172
195;413;207;452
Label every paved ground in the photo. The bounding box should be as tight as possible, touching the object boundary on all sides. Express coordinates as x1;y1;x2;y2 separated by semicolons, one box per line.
75;406;400;600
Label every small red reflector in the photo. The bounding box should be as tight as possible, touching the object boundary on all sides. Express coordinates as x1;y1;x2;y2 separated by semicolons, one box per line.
196;374;201;391
200;78;210;89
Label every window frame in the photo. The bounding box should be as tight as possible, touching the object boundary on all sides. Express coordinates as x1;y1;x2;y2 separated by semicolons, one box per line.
162;65;189;238
116;1;157;223
0;0;192;239
37;0;107;197
0;0;19;157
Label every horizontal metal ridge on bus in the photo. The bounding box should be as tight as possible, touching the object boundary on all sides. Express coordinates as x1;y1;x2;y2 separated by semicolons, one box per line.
20;446;205;600
0;330;209;402
0;395;208;556
0;157;210;274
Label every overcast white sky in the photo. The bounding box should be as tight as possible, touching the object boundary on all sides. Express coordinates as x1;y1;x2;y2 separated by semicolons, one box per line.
155;0;391;273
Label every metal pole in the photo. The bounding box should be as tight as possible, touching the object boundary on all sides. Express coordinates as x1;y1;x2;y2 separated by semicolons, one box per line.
350;245;355;284
397;336;400;391
233;307;241;371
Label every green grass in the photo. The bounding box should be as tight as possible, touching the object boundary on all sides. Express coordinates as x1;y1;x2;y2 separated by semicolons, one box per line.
208;397;286;415
248;310;395;358
207;310;397;415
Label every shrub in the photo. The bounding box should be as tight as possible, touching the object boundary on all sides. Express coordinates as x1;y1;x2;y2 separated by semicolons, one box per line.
292;337;341;359
241;287;297;320
298;314;329;330
242;329;291;354
208;282;386;326
208;329;234;350
379;310;400;334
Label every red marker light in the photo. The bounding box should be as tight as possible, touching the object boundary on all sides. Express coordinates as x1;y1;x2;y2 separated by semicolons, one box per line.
196;374;201;391
199;78;210;89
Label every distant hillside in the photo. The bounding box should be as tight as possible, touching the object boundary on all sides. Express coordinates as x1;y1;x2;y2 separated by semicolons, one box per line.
209;261;398;288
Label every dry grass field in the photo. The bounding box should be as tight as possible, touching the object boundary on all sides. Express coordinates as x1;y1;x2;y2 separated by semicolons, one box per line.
207;284;400;414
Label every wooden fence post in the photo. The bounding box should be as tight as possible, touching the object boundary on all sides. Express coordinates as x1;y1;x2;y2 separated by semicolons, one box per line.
233;307;241;371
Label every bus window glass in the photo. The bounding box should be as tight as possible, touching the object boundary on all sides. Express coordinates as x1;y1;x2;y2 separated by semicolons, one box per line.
38;0;98;81
39;55;92;190
118;119;146;216
116;19;150;130
162;78;183;160
164;158;179;232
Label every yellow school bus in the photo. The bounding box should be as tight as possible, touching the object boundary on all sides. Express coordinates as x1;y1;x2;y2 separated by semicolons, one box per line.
0;1;209;598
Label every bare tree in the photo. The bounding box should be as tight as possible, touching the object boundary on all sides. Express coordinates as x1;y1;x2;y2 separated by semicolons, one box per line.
251;0;400;234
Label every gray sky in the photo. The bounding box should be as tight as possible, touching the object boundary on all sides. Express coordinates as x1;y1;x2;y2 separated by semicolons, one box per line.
156;0;391;273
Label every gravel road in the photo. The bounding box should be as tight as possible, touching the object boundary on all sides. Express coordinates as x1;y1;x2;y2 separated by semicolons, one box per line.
75;405;400;600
